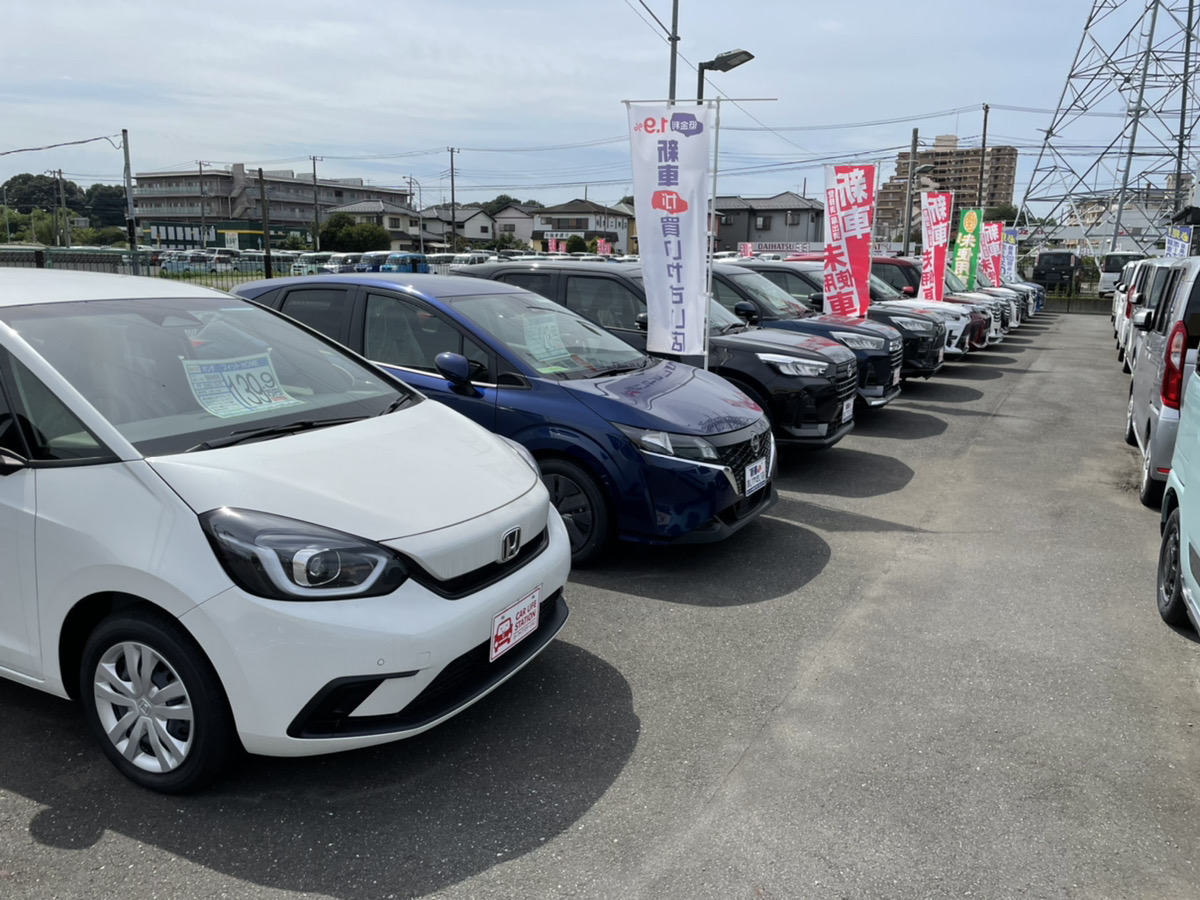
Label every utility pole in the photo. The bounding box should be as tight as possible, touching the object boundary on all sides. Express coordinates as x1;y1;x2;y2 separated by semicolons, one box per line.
122;129;138;274
901;128;919;256
448;147;457;252
58;170;71;248
3;186;10;243
408;176;424;255
197;161;207;249
258;167;273;279
311;156;322;250
977;104;990;209
668;0;679;103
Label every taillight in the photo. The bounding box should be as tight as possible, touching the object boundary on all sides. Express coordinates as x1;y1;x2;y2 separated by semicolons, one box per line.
1125;298;1133;320
1162;321;1187;410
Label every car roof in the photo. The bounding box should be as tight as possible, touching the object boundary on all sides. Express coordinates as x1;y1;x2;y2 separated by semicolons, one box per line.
235;272;534;300
0;268;233;307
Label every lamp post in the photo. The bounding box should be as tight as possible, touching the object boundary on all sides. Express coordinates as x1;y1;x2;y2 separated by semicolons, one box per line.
696;49;754;104
901;163;935;256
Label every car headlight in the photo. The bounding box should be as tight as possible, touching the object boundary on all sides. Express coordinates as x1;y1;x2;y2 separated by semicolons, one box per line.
890;316;934;333
755;352;832;377
200;508;409;600
614;423;720;461
829;331;885;350
498;434;539;475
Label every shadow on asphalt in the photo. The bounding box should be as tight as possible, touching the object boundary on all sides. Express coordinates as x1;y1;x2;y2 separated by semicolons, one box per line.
851;407;949;440
892;381;985;404
776;446;914;498
772;494;930;534
3;642;638;899
961;354;1019;365
573;514;830;605
937;364;1004;381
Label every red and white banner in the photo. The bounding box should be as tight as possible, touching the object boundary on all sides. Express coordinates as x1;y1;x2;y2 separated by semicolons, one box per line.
918;191;953;302
823;164;876;316
980;222;1004;285
597;238;611;256
628;105;713;354
738;242;753;258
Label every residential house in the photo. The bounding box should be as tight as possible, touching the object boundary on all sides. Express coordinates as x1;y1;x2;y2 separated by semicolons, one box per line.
712;191;823;252
324;199;441;252
423;206;495;249
531;199;630;253
492;203;541;248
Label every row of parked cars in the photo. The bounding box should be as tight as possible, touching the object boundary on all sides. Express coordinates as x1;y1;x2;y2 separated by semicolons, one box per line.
1103;254;1200;638
0;255;1040;794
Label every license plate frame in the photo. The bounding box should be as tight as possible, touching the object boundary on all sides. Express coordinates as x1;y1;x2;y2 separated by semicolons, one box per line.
744;457;768;496
489;586;541;662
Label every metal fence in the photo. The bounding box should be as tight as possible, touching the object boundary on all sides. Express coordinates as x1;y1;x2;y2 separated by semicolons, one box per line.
0;248;456;292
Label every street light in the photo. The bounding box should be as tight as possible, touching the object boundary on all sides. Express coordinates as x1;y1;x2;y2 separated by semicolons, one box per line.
696;49;754;104
901;162;935;256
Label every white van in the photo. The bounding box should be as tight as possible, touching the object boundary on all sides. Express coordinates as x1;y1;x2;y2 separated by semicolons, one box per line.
1099;250;1148;297
0;269;570;792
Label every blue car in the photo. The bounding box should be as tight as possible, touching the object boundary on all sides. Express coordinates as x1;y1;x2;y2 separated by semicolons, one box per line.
234;274;777;564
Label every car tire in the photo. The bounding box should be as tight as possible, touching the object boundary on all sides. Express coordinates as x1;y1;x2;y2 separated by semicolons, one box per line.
1117;345;1125;362
1125;394;1138;447
1139;445;1165;509
539;458;610;567
80;608;234;793
1158;508;1190;626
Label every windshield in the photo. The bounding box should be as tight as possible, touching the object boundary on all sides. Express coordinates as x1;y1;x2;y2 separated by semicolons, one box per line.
447;290;648;379
1104;253;1144;273
723;270;811;316
1;296;411;456
975;269;995;288
869;273;904;300
944;268;968;292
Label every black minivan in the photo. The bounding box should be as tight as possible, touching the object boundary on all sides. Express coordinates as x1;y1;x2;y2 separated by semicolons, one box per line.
460;261;861;449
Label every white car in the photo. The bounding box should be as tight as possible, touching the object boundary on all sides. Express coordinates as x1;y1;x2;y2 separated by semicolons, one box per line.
0;269;570;792
868;274;974;356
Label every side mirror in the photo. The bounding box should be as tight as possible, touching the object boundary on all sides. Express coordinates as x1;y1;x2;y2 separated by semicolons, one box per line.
901;285;916;296
0;451;26;475
635;312;648;331
808;291;825;311
1115;282;1126;292
1132;308;1154;331
733;300;760;324
434;352;478;395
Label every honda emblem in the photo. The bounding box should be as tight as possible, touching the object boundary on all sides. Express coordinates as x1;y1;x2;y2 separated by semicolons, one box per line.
500;527;521;562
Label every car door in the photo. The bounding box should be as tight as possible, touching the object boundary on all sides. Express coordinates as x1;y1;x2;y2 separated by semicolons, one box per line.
0;352;38;676
275;285;356;346
560;274;649;352
359;291;499;429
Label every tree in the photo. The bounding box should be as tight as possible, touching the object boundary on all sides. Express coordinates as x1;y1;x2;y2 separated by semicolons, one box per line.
619;195;634;207
281;234;306;251
2;173;85;213
344;223;391;252
565;234;588;254
318;213;357;251
487;232;529;252
84;184;128;227
983;202;1019;224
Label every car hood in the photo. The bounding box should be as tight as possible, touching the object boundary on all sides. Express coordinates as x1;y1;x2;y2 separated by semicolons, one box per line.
874;301;957;320
810;314;900;340
716;327;857;364
147;400;539;543
564;358;764;434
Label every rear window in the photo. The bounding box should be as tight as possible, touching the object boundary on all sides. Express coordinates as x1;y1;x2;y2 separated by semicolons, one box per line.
1037;252;1076;268
1104;253;1145;273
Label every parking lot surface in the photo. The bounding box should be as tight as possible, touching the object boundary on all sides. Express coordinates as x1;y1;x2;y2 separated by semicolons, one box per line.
3;312;1199;900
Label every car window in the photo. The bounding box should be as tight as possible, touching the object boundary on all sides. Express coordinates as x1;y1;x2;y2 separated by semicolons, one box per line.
873;264;908;290
364;293;492;380
758;269;819;303
5;353;115;462
563;276;643;331
498;272;556;298
278;288;353;341
711;277;745;312
0;360;29;458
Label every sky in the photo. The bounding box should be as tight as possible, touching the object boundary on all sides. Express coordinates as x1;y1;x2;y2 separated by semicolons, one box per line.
0;0;1179;214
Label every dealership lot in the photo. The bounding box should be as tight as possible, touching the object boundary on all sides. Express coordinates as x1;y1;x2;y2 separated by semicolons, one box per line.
3;311;1200;899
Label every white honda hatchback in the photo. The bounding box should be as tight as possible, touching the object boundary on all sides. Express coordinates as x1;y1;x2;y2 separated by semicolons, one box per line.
0;269;570;792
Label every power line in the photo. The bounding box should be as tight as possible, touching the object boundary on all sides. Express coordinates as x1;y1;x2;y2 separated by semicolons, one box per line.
0;134;122;157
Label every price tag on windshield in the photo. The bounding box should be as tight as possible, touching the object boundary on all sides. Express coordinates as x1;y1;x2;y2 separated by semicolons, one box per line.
182;353;304;419
524;315;572;363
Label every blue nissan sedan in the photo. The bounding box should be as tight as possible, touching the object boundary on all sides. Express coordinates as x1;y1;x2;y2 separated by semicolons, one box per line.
234;274;777;564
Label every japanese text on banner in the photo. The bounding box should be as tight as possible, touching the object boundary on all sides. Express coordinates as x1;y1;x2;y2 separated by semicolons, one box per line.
823;163;876;316
952;208;983;289
918;191;953;302
627;106;713;354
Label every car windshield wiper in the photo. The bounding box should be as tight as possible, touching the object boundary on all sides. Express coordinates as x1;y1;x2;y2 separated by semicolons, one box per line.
589;358;652;378
187;416;369;452
376;393;418;416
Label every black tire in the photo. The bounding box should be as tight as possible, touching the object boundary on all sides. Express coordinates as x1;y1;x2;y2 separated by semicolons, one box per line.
539;458;610;566
80;608;234;793
1158;508;1190;626
1117;345;1125;362
1124;393;1138;447
1139;445;1165;509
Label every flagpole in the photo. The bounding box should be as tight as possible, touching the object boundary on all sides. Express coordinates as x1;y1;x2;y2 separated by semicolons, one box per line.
704;98;721;373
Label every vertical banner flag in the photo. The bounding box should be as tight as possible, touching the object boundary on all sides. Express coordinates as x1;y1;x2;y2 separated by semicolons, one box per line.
952;208;984;289
918;191;953;302
1001;228;1018;281
1166;224;1193;258
597;238;611;256
823;163;877;316
628;105;713;354
980;222;1004;284
738;242;753;257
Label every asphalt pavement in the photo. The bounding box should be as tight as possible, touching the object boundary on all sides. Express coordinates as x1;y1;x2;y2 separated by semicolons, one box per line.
3;311;1198;900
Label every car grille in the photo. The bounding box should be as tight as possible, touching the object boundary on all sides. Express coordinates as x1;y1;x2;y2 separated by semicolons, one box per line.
889;341;904;369
835;361;857;405
409;527;549;600
712;419;773;495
